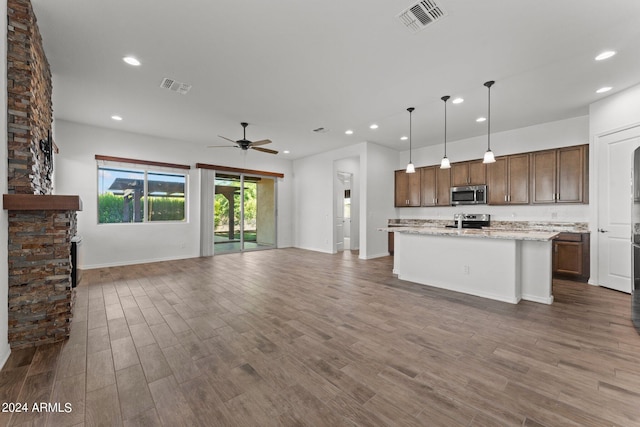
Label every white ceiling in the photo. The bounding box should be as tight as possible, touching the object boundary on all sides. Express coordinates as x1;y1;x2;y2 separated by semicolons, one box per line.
31;0;640;159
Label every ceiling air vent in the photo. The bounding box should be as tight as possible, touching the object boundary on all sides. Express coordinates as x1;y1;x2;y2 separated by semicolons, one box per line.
159;77;192;95
397;0;447;34
313;127;329;133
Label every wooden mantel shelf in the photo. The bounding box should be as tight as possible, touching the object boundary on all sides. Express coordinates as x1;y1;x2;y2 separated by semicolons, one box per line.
3;194;83;211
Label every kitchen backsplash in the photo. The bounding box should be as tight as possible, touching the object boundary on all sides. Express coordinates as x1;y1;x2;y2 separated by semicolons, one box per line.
388;218;589;233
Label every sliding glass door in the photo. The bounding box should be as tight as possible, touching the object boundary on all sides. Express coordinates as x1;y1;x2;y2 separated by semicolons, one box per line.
214;172;276;254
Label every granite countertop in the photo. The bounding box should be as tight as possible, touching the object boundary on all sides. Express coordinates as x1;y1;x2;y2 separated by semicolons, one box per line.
380;226;559;241
387;219;589;233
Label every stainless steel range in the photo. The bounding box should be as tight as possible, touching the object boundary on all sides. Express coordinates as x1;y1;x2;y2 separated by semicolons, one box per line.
446;213;490;229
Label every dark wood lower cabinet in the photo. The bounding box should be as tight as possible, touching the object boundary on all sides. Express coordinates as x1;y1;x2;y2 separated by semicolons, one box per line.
553;232;590;282
388;232;394;256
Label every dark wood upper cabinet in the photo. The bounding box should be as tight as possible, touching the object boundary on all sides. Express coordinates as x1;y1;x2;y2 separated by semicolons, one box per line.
420;167;436;207
394;144;587;208
451;160;486;187
532;145;587;204
395;169;420;207
420;166;451;206
508;153;530;204
486;157;508;205
532;150;557;204
557;145;586;203
436;167;451;206
486;154;529;205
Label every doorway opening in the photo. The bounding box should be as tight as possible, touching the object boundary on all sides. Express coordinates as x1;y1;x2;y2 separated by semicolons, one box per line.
214;172;276;254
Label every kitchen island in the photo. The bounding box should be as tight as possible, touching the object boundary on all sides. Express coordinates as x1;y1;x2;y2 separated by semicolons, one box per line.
385;227;559;304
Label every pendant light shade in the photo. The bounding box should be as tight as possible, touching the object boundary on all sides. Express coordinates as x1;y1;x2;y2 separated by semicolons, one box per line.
406;107;416;173
483;80;496;164
440;95;451;169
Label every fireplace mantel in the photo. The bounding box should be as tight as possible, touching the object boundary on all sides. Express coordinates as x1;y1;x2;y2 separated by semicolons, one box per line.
3;194;83;211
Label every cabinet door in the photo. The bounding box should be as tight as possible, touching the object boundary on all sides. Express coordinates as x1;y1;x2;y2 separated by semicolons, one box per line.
486;157;507;205
468;160;486;185
554;241;583;275
451;163;469;187
407;171;421;206
395;170;409;207
508;153;530;204
436;167;451;206
532;150;557;203
395;170;420;207
420;167;436;206
557;145;585;203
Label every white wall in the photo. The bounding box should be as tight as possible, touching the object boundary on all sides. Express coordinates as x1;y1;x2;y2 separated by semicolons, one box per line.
293;141;396;259
0;0;10;368
363;142;397;258
396;116;590;222
294;143;365;254
54;120;293;268
590;84;640;136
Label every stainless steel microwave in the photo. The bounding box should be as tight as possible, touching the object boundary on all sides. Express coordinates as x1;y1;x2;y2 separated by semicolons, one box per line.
450;185;487;205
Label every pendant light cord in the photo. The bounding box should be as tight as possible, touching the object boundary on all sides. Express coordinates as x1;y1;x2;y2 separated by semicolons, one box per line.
407;107;415;163
484;81;494;151
441;96;450;156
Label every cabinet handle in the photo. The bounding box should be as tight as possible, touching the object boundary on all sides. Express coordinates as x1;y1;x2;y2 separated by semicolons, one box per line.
508;195;511;202
433;198;436;204
504;195;507;202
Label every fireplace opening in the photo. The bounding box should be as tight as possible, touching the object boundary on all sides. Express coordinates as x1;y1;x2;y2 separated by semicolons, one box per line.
71;234;82;288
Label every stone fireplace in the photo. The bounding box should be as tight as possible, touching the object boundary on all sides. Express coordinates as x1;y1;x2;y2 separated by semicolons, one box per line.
3;0;82;349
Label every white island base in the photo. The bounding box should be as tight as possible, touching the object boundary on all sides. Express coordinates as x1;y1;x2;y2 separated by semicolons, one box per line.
393;230;556;304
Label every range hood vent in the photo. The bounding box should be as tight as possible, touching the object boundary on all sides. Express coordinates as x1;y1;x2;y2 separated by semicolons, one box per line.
397;0;447;33
159;77;192;95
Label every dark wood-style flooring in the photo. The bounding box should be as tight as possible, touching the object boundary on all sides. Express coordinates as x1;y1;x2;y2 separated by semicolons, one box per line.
1;248;639;426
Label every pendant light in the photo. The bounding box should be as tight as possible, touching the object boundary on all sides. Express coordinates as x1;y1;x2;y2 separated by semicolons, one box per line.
440;95;451;169
483;80;496;164
406;107;416;173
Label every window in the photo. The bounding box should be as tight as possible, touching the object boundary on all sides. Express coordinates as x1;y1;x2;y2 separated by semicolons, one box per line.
96;156;189;224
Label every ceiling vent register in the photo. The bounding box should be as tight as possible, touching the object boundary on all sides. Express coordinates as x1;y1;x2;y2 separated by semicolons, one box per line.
159;77;192;95
397;0;447;33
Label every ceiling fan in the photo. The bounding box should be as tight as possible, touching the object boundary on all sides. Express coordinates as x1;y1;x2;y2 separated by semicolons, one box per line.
210;122;278;155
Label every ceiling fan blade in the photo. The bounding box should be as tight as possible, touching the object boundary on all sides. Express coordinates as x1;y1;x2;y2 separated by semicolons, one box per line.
252;146;278;155
250;139;272;147
207;145;237;148
218;135;237;143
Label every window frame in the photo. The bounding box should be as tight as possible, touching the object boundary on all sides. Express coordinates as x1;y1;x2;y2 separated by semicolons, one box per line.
96;155;190;225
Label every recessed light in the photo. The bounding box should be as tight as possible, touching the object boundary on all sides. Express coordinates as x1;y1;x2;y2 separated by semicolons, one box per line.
476;117;486;122
283;150;290;154
596;86;612;94
111;115;123;121
123;56;141;66
452;98;464;104
345;130;353;135
595;51;616;61
400;136;408;141
370;124;379;129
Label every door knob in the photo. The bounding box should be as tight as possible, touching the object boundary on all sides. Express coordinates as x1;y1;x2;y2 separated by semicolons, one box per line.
598;228;609;233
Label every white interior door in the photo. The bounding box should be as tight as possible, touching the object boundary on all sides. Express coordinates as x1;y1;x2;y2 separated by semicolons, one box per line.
597;127;640;293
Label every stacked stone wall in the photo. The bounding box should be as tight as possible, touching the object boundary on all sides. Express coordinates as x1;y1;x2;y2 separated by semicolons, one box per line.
7;0;53;196
5;0;76;349
7;212;76;348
